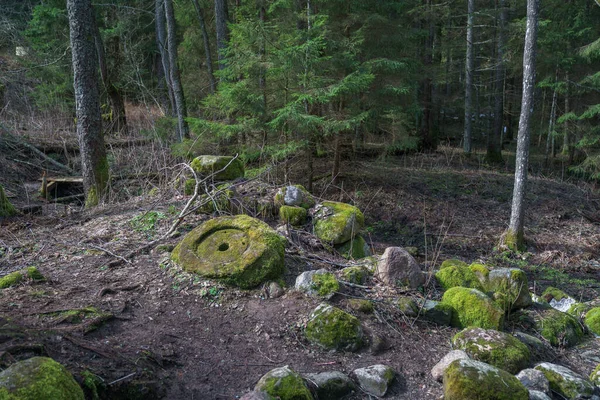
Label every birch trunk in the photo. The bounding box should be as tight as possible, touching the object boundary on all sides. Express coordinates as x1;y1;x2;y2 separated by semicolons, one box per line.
155;0;175;114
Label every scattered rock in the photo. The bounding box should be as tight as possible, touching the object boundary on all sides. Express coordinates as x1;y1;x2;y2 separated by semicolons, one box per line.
435;259;483;291
0;266;45;289
347;299;373;314
190;155;244;181
172;215;285;289
274;185;315;209
352;364;395;397
468;262;490;286
375;247;424;288
441;287;504;330
542;287;577;313
396;296;418;317
335;236;371;260
255;366;313;400
419;300;453;326
265;281;285;299
486;268;532;310
0;184;17;217
516;369;550;395
303;371;355;400
305;303;364;352
513;331;554;362
279;206;307;226
240;391;276;400
528;390;552;400
511;305;584;347
452;327;531;374
443;358;528;400
0;357;84;399
313;201;364;245
295;269;339;298
535;362;595;400
340;266;369;284
431;350;470;382
584;307;600;336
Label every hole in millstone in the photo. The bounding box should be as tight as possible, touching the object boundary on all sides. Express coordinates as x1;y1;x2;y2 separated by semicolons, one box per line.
218;243;229;252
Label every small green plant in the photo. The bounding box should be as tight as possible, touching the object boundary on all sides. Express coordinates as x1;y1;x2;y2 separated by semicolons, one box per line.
130;211;166;237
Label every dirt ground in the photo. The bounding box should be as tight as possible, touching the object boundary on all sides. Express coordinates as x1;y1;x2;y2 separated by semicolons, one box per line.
1;142;600;399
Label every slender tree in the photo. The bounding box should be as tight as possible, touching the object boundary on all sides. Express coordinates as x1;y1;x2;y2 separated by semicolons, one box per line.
215;0;230;70
191;0;217;93
67;0;109;208
504;0;539;251
164;0;189;141
156;0;175;113
487;0;507;163
463;0;475;155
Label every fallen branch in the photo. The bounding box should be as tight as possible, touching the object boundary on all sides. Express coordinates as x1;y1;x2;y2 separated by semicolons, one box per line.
97;284;141;298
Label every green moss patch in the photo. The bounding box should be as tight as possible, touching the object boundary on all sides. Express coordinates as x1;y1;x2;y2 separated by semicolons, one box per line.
441;287;504;330
435;262;483;291
542;286;570;302
0;267;45;289
190;155;244;181
340;266;369;284
0;357;84;400
279;206;307;226
348;299;374;314
535;362;594;400
0;185;17;217
172;215;285;289
440;259;469;270
584;307;600;336
335;236;370;260
486;268;531;311
590;364;600;386
469;263;490;285
452;327;531;374
305;303;364;352
313;201;364;245
311;273;340;297
443;358;528;400
255;366;313;400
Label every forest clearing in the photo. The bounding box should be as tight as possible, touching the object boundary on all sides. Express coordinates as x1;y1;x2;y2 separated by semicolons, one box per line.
2;0;600;399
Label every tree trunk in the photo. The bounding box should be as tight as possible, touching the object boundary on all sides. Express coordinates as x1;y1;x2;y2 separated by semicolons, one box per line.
67;0;109;208
463;0;475;154
419;0;437;152
155;0;175;114
505;0;539;251
164;0;189;141
215;0;230;71
191;0;217;94
545;78;558;168
487;0;507;163
564;72;574;163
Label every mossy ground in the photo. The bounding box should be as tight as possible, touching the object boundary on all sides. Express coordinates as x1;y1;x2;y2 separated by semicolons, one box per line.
441;287;504;330
348;299;374;313
0;184;17;217
584;307;600;336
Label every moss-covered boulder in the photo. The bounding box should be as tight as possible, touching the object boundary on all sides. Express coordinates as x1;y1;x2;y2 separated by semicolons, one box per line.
590;364;600;386
469;263;490;286
254;366;313;400
305;303;364;352
452;328;530;374
279;206;307;226
542;287;576;313
486;268;531;310
172;215;285;289
190;155;244;181
340;266;369;284
535;363;594;400
0;267;45;289
513;331;553;362
303;371;354;400
431;350;470;382
584;307;600;336
509;304;584;348
396;297;418;317
335;236;371;260
313;202;364;245
352;365;394;397
441;287;504;330
0;185;17;217
435;260;483;291
295;269;339;298
0;357;84;400
419;300;453;326
274;185;315;209
443;358;529;400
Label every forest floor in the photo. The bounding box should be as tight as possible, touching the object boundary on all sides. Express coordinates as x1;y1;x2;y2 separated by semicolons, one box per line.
1;135;600;399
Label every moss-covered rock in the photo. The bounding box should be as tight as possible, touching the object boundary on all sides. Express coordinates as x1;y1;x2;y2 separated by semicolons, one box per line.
584;307;600;336
347;299;373;314
172;215;285;289
376;247;424;288
469;263;490;286
313;202;364;245
542;286;570;302
295;269;339;298
340;266;368;284
566;302;589;319
0;185;17;217
435;261;483;291
452;327;531;374
274;185;315;209
254;366;313;400
396;296;418;317
535;363;594;400
441;287;504;330
335;236;370;260
0;357;84;400
303;371;354;400
190;155;244;181
305;303;364;352
486;268;532;310
443;358;528;400
352;365;394;397
542;287;576;312
419;300;453;326
590;364;600;386
0;267;45;289
509;305;584;348
279;206;307;226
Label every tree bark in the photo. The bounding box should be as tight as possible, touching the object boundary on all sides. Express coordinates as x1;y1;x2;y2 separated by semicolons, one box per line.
506;0;539;251
545;78;558;168
164;0;189;141
215;0;230;71
191;0;217;94
155;0;175;114
463;0;475;154
487;0;507;163
67;0;109;208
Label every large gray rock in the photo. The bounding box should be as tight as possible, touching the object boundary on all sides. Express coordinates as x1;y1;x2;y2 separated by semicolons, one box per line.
353;364;395;397
534;362;595;400
303;371;355;400
516;369;550;395
431;350;470;382
375;247;425;288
